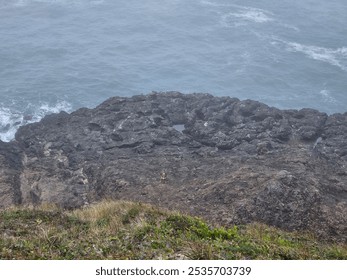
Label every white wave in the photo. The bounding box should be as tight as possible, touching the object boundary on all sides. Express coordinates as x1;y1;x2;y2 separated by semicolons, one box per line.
0;108;22;142
36;100;72;117
286;42;347;71
0;101;72;142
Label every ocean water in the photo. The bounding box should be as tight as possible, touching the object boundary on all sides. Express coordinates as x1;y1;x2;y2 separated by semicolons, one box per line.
0;0;346;141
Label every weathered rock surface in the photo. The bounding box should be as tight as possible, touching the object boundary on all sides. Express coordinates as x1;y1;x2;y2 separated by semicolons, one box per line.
1;92;346;241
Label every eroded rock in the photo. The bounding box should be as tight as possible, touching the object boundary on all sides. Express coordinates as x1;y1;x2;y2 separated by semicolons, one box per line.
0;92;346;241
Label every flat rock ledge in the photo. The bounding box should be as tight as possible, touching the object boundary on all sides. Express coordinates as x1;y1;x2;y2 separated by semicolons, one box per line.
1;92;346;242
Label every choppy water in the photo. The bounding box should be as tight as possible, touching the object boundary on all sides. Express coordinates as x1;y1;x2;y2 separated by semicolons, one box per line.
0;0;346;141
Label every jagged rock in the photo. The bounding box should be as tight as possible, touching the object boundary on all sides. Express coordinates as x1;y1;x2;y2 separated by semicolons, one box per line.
0;92;346;242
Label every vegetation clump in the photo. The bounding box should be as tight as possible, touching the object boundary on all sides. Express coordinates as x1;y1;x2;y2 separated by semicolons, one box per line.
0;201;346;260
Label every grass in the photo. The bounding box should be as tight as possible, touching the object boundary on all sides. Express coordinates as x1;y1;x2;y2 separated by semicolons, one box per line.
0;200;346;260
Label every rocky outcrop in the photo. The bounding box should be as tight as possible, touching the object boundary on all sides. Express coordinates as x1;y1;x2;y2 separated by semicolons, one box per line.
1;92;346;241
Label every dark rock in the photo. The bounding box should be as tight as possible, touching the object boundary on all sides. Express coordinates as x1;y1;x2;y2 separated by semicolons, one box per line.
0;92;346;242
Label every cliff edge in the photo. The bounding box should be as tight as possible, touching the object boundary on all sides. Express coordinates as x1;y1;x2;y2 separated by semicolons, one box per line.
1;92;346;241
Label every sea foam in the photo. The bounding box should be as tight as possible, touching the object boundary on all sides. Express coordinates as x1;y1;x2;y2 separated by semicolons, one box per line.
200;1;274;27
270;37;347;72
286;43;347;72
0;101;72;142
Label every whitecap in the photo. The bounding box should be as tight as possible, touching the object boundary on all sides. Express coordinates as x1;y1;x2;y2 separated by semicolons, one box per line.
285;42;347;71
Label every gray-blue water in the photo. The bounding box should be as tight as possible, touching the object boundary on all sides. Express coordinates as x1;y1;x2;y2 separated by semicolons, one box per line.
0;0;346;141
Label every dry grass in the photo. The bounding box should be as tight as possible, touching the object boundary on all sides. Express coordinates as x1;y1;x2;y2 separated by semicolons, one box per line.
0;200;346;260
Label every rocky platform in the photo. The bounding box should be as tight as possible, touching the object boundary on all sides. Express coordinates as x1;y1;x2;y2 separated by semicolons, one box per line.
0;92;346;241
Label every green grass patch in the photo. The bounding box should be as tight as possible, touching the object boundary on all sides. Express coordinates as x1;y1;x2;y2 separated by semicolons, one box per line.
0;201;346;260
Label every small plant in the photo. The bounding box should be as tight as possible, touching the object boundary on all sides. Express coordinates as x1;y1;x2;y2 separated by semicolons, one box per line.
122;206;141;224
185;241;215;260
162;214;238;241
